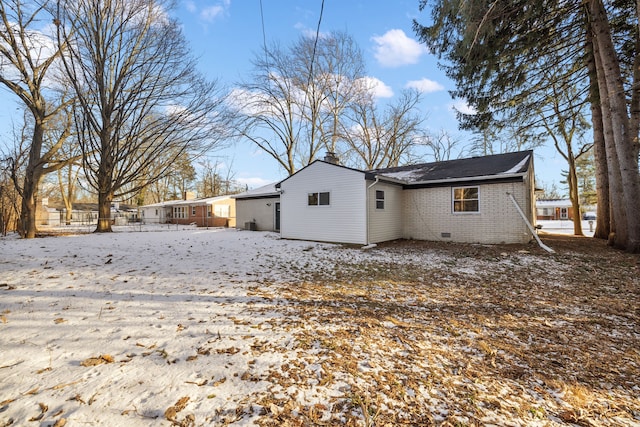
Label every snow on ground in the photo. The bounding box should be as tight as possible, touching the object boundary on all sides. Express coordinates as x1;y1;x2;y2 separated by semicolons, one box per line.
0;227;319;426
537;219;596;237
0;226;638;426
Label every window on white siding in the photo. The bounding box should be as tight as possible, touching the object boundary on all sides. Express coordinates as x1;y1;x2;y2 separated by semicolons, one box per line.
308;192;330;206
376;190;385;209
453;186;479;213
214;205;230;217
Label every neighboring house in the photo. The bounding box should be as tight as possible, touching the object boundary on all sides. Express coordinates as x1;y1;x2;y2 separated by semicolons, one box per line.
232;183;281;231
140;195;236;227
276;150;536;245
536;199;574;220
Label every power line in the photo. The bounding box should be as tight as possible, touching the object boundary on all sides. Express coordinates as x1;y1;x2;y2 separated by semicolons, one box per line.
308;0;325;81
259;0;267;54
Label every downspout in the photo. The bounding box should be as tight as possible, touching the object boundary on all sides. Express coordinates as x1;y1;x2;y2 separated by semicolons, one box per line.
363;177;380;248
507;192;554;253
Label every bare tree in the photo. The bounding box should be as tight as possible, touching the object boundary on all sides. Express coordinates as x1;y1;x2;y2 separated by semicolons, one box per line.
57;0;231;232
0;0;71;237
537;67;592;236
234;32;367;175
293;31;366;157
234;43;301;175
423;129;465;162
0;155;20;235
342;87;424;169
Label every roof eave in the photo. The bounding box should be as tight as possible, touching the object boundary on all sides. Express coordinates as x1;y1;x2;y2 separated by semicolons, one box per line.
365;173;408;185
407;172;527;187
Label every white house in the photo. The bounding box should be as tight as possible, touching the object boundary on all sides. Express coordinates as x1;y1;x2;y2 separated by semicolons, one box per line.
276;150;536;245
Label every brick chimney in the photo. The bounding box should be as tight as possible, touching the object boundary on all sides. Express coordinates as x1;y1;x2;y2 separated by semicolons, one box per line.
323;151;339;165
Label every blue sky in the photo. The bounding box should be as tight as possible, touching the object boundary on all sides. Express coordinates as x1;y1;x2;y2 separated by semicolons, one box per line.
173;0;568;190
0;0;568;193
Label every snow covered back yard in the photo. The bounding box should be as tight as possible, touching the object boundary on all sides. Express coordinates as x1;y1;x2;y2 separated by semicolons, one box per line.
1;226;639;426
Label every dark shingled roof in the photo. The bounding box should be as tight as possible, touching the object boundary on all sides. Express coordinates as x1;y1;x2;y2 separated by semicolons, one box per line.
366;150;533;184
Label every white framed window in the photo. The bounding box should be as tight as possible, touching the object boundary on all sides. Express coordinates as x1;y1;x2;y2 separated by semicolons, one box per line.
560;207;568;219
191;206;196;216
173;206;186;219
375;190;385;209
308;192;330;206
453;186;479;213
207;205;212;217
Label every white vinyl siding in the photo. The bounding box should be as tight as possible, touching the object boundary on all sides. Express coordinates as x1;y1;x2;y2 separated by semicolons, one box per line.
280;162;367;244
235;197;279;231
368;181;403;243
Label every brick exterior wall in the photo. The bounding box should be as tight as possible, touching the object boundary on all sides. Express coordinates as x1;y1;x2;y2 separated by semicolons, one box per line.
402;181;532;244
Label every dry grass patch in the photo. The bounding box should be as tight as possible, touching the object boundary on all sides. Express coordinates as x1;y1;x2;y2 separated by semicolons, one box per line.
250;235;640;426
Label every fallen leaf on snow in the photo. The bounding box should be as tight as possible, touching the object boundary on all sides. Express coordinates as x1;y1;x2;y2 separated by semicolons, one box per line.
164;396;190;421
80;354;114;367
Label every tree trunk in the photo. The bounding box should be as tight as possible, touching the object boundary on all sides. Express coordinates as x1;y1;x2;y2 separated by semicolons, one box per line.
19;175;38;238
590;0;640;252
19;122;46;238
567;154;583;236
592;34;625;247
64;198;73;225
95;151;114;232
96;189;113;232
590;102;611;239
586;26;611;239
630;34;640;159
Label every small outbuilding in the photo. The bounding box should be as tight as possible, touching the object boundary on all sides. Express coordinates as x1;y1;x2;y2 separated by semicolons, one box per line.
232;183;280;232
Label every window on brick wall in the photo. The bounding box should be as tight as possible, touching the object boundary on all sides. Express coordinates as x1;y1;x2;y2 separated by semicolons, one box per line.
173;206;187;219
452;186;479;213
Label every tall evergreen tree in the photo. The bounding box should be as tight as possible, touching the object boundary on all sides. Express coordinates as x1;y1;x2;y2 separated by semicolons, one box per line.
414;0;640;251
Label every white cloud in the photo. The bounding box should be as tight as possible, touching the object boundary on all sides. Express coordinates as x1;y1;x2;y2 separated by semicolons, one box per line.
185;1;196;13
450;99;477;116
294;22;329;39
372;29;428;68
236;176;272;188
356;76;394;99
405;78;444;93
200;5;225;21
191;0;230;22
